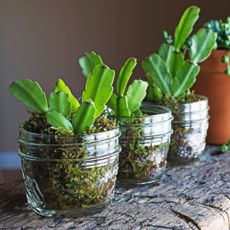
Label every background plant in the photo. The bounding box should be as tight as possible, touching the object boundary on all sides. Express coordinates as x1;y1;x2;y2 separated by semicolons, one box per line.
204;17;230;75
142;6;217;101
79;51;148;117
9;64;115;134
220;139;230;153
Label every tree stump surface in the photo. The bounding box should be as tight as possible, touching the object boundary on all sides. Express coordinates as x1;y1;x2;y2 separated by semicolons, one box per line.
1;149;230;230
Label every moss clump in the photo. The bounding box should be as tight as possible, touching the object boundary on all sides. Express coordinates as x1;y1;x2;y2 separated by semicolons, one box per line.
86;114;117;134
23;112;57;134
21;154;118;211
23;112;116;135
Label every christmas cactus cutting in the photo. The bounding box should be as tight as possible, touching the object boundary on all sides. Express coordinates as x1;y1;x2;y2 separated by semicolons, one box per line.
8;63;121;217
79;51;173;186
142;6;217;165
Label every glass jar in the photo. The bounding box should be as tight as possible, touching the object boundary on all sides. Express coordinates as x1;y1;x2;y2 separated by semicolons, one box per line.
18;128;121;217
168;96;209;165
115;104;173;186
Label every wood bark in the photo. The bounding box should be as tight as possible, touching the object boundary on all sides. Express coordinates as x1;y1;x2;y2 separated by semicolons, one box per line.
1;149;230;230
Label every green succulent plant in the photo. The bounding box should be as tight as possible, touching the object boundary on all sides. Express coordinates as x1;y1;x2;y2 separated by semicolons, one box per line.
9;64;115;134
79;51;148;117
204;17;230;75
220;138;230;153
142;6;217;100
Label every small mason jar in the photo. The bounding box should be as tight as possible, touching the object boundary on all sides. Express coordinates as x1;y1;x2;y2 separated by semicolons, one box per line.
18;128;121;217
115;104;173;186
168;96;209;165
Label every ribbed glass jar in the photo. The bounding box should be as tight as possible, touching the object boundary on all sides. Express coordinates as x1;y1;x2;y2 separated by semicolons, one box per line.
115;104;173;186
18;128;121;217
167;96;209;165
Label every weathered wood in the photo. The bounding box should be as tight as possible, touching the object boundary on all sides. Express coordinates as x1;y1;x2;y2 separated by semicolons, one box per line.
0;150;230;230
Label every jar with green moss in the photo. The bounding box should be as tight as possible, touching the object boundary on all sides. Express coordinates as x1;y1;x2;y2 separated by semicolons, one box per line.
116;104;173;186
167;96;209;165
18;127;121;217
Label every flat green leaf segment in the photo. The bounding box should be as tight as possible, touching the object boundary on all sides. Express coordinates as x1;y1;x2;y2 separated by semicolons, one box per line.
117;96;130;117
172;60;200;97
100;55;148;117
158;44;174;69
145;73;162;100
79;51;103;77
46;110;73;131
82;65;115;117
72;100;96;134
107;93;117;112
143;5;217;100
116;58;137;96
174;6;200;51
189;28;217;63
142;54;172;95
147;86;162;101
169;51;184;78
9;79;48;112
49;92;71;117
54;79;79;112
126;80;148;113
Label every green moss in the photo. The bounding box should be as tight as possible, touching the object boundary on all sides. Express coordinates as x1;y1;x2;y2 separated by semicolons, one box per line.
118;117;167;184
22;112;116;135
20;112;118;212
21;155;117;210
23;112;57;134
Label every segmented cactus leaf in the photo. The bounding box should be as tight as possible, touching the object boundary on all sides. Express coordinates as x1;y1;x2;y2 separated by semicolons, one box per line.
117;96;130;117
82;65;115;117
79;51;103;77
116;58;137;96
72;100;96;134
54;79;80;113
107;93;117;112
46;109;73;131
169;51;184;78
172;59;200;97
142;54;172;95
158;44;174;69
174;6;200;51
126;80;148;113
189;28;217;63
9;79;48;112
49;92;71;117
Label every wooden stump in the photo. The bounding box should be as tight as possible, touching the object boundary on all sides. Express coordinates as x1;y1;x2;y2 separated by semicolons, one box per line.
1;150;230;230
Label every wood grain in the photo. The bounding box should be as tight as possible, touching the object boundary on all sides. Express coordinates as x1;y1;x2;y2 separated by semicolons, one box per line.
0;150;230;230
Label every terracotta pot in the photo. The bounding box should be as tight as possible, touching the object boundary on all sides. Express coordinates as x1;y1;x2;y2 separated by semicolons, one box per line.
193;50;230;144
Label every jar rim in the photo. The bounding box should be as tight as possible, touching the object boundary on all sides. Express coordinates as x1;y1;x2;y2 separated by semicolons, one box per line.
18;127;121;145
19;126;119;138
146;95;208;115
175;95;209;115
178;95;208;106
109;104;172;120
